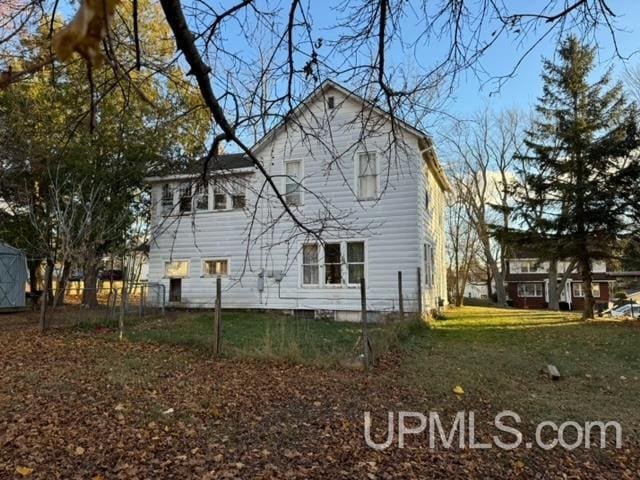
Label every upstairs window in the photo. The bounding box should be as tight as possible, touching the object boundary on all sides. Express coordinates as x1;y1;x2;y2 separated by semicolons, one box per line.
195;183;209;211
346;241;365;285
203;259;229;276
214;184;228;210
232;183;246;209
302;244;319;285
161;184;173;215
324;243;342;285
327;96;335;109
357;152;378;200
285;160;302;206
179;184;192;213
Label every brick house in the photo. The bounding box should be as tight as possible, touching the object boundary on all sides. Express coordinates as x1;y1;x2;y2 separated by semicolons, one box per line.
504;255;613;311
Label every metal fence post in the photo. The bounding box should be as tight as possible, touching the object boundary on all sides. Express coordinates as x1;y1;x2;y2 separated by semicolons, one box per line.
360;278;371;369
398;271;404;318
213;277;222;358
417;267;423;318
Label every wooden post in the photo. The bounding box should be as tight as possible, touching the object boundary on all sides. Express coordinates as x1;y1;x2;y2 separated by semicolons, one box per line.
213;276;222;358
39;262;53;333
417;267;423;318
360;278;371;369
119;267;127;341
398;271;404;318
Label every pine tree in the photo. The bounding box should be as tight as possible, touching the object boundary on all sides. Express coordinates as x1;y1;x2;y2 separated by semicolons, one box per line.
516;35;639;319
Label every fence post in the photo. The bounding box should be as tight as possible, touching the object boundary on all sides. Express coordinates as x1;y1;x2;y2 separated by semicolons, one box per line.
119;268;127;341
398;271;404;318
213;276;222;358
417;267;423;318
360;278;371;369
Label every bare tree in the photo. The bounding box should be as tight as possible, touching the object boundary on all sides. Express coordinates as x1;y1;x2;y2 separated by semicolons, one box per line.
444;109;522;306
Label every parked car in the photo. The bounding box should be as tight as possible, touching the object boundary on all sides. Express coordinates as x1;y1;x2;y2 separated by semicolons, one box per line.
606;303;640;317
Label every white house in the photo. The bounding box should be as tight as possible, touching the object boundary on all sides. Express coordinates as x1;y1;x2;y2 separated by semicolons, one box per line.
146;81;450;320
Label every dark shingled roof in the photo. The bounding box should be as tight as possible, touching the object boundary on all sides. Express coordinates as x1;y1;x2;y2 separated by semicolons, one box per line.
198;153;254;172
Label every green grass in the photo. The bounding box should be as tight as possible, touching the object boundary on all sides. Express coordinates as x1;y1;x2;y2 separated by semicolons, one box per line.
123;311;415;364
400;306;640;427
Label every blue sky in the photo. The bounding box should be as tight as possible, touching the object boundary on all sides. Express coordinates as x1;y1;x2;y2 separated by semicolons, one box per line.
442;0;640;119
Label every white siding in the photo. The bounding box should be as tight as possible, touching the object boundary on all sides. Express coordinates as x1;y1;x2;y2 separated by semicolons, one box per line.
148;86;446;314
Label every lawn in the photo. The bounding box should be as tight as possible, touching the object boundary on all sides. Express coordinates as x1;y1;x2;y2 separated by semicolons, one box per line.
1;306;639;478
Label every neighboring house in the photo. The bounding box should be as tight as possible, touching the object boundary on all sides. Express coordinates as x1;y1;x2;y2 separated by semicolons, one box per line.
463;281;489;300
146;80;451;320
504;254;613;311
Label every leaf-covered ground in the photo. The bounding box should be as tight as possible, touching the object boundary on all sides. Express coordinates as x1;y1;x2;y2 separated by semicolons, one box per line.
1;309;639;479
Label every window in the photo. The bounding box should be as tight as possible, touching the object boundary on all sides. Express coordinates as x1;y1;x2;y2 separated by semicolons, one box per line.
347;241;365;285
179;184;192;213
357;152;378;199
327;96;335;109
195;183;209;211
165;260;189;278
214;183;227;210
424;243;434;287
203;259;229;276
517;261;547;274
161;184;173;215
517;283;543;297
425;189;430;211
302;244;319;285
572;282;600;298
232;183;246;209
324;243;342;285
285;160;302;206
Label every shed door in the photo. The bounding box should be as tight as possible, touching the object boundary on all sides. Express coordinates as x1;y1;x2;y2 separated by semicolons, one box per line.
0;254;18;308
169;278;182;302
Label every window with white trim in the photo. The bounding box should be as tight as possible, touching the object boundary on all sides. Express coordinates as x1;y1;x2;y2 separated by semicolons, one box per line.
347;241;365;285
517;282;544;297
572;282;600;298
195;183;209;211
179;184;192;213
324;243;342;285
302;244;319;285
231;183;246;209
357;152;378;199
165;260;189;278
285;160;302;206
203;259;228;276
214;183;227;210
161;183;173;215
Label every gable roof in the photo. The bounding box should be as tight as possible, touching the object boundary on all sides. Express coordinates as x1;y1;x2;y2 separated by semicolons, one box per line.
251;79;451;192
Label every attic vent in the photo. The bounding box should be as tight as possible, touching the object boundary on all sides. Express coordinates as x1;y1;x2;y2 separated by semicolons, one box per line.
327;96;335;109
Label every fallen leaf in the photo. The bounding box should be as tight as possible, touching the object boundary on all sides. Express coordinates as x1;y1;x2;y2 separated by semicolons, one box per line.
453;385;464;395
75;446;85;455
15;466;34;477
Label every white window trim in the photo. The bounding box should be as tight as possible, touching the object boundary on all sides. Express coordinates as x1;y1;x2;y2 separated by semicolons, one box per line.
299;239;368;289
572;282;601;298
283;159;304;206
517;282;544;298
301;244;320;286
201;258;230;277
164;259;190;279
354;151;380;201
160;183;174;216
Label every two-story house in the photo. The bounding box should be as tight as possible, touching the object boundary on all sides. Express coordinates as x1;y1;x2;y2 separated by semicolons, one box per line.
505;252;613;311
146;80;450;320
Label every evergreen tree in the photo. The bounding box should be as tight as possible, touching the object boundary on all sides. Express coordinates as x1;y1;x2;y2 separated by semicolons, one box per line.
515;35;639;319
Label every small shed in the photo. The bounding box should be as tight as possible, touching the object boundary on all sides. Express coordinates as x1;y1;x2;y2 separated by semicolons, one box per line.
0;241;28;311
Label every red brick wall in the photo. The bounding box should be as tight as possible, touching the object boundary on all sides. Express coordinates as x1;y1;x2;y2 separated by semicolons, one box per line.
571;282;610;311
507;282;547;309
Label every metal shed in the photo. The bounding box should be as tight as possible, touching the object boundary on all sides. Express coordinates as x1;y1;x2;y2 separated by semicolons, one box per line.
0;241;28;311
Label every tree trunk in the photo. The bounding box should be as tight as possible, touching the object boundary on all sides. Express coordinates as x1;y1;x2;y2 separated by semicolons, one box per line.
547;260;559;311
83;261;99;308
580;258;595;320
45;257;55;306
39;261;53;332
28;259;40;293
53;261;70;308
